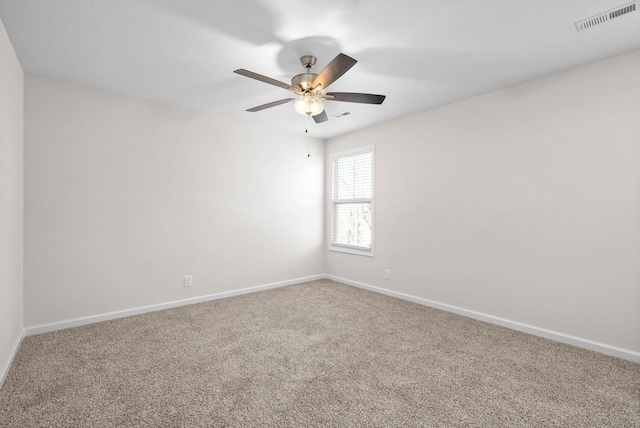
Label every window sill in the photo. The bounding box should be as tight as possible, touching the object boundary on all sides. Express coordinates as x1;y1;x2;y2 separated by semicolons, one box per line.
329;245;374;257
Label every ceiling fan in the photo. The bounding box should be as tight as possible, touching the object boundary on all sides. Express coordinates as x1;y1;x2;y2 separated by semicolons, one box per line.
233;53;385;123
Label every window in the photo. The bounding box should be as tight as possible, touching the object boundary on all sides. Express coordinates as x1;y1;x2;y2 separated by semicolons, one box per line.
329;145;374;256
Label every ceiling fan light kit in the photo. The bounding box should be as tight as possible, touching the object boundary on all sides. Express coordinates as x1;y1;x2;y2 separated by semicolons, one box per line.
234;53;385;124
293;93;324;116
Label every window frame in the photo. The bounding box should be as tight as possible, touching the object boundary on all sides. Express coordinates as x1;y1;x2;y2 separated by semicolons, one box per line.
328;145;374;257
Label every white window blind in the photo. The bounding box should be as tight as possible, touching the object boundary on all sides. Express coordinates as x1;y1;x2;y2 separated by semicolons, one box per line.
329;146;373;255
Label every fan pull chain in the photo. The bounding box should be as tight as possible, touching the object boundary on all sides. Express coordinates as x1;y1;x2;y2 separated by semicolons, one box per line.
306;115;311;157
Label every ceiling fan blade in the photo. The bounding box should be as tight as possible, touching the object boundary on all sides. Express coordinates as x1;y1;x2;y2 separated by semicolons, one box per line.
234;69;296;92
246;98;294;112
313;110;329;123
325;92;386;104
311;53;357;91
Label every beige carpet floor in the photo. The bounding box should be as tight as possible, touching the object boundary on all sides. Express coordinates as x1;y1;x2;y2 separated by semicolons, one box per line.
1;279;639;427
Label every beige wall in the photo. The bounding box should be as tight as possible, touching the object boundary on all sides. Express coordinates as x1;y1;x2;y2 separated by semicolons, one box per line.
0;17;24;381
326;50;640;353
24;75;325;326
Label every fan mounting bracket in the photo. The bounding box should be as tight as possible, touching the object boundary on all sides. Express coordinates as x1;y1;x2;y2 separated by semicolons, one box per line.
300;55;317;70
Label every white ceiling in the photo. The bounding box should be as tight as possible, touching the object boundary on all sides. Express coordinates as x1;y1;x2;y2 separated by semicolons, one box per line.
1;0;639;139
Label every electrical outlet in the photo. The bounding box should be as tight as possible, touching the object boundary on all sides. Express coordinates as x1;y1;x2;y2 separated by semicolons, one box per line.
384;269;391;280
184;275;193;287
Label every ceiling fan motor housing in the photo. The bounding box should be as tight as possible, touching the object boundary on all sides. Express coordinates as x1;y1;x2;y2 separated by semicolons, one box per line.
291;73;318;92
292;55;321;93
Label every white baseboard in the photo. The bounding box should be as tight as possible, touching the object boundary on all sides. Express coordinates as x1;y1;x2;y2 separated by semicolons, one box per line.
18;273;640;364
0;328;25;389
326;275;640;363
25;274;325;337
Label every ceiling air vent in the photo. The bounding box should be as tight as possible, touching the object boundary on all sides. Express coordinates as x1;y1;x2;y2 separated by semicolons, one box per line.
331;111;352;119
575;1;637;31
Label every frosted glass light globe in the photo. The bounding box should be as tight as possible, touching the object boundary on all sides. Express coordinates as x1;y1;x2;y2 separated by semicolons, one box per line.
294;93;324;116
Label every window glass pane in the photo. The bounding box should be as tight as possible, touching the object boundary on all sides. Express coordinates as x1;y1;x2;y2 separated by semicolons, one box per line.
332;202;372;248
335;152;371;200
329;145;373;255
